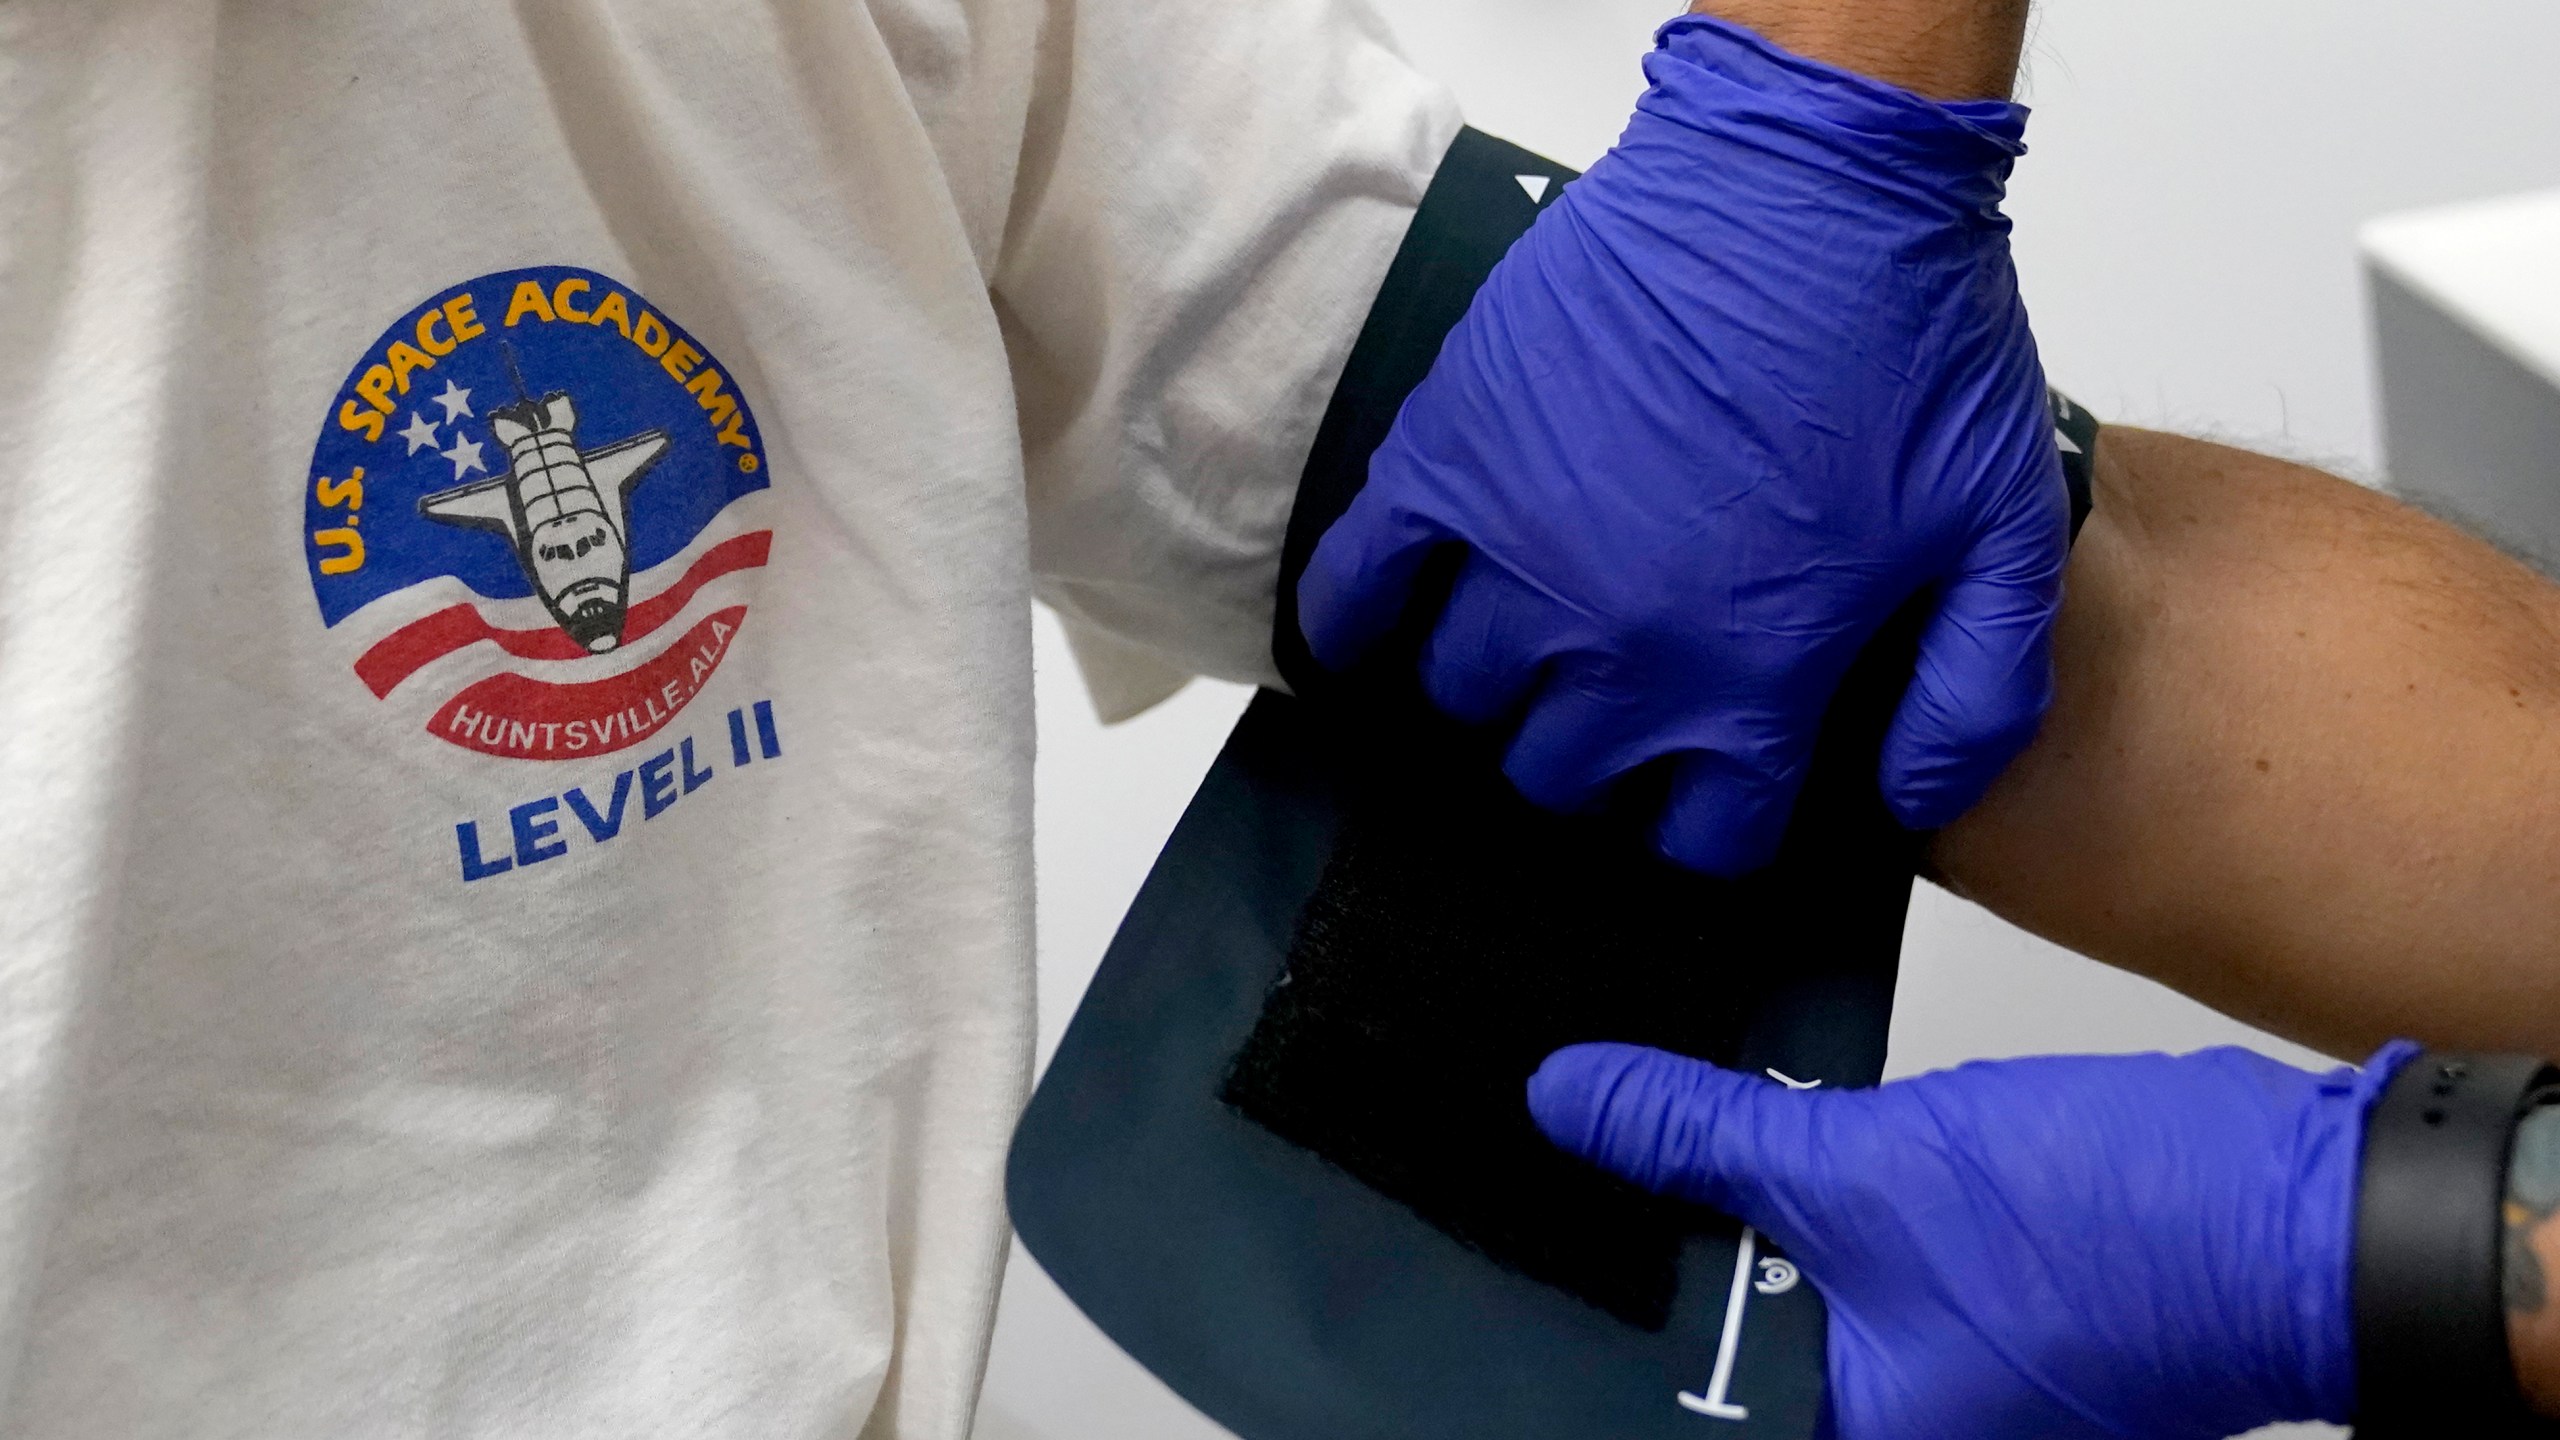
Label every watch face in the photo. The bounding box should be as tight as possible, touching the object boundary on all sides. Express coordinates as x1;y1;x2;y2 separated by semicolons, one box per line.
2357;1051;2560;1430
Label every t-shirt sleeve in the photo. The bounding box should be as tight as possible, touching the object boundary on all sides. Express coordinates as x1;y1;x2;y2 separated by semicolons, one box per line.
995;0;1461;713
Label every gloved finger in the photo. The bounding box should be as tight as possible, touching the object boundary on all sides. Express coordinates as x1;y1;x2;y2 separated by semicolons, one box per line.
1417;560;1572;727
1526;1042;1822;1234
1296;483;1458;673
1653;734;1813;877
1879;523;2064;829
1497;672;1653;815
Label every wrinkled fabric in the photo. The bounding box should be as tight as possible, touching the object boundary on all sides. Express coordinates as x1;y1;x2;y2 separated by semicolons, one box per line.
1298;13;2068;875
0;1;1451;1434
1528;1041;2422;1440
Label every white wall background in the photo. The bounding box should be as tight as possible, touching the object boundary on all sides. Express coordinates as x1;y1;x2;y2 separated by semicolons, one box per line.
974;3;2560;1437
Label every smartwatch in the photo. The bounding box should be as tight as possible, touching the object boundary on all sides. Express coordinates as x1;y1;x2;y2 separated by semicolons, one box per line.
2356;1050;2560;1435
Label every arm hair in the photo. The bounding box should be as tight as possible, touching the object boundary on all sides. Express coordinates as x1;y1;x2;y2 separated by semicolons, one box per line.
1930;428;2560;1060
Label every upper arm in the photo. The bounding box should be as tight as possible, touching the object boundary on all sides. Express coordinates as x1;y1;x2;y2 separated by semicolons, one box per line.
996;0;1460;697
1929;427;2560;1059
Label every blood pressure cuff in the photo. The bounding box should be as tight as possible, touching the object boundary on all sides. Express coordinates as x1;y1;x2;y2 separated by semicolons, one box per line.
1006;126;2101;1440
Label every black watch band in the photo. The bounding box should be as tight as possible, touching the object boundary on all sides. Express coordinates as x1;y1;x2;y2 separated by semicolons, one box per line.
2049;389;2097;544
2356;1050;2560;1436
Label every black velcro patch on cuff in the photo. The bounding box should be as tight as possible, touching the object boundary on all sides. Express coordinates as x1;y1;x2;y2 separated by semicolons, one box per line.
1222;735;1775;1329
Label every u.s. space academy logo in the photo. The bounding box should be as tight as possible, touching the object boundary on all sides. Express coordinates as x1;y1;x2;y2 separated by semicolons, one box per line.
305;265;771;761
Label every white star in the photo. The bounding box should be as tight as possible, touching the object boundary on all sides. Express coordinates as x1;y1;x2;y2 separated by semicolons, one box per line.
434;380;474;423
441;435;489;480
398;410;441;455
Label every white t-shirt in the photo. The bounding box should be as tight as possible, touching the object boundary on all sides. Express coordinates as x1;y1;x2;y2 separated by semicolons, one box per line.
0;3;1456;1435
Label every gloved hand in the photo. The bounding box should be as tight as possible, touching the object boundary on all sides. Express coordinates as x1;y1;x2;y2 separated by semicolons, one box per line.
1298;15;2069;876
1527;1041;2419;1440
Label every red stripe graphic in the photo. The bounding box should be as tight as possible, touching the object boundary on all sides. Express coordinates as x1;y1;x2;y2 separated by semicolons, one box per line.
430;606;747;760
354;531;770;699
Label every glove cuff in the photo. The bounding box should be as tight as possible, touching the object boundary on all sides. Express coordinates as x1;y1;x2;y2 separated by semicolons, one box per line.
2355;1044;2560;1437
1642;14;2028;221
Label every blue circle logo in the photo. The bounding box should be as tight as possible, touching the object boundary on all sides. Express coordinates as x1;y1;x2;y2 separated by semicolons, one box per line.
305;266;773;760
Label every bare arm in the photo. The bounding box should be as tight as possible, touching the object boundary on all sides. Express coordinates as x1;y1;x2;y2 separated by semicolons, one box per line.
1687;0;2030;101
1930;428;2560;1061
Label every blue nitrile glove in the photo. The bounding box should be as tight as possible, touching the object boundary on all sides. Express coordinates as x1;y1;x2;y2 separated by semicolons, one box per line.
1527;1041;2421;1440
1298;15;2069;876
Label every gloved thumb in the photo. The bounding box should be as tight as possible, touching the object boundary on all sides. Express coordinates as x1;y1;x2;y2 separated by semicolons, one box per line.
1879;514;2064;829
1296;480;1455;673
1527;1043;1822;1234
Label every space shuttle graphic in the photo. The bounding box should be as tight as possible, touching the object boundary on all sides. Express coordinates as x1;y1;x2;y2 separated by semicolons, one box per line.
418;390;669;653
